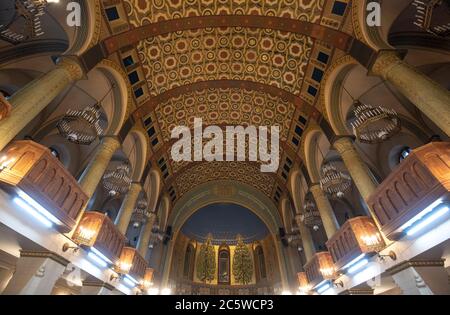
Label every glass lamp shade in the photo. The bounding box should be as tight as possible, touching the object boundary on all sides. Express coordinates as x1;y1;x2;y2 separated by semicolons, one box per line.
351;217;385;253
351;100;401;144
116;247;136;274
72;212;104;247
317;252;336;280
297;272;309;290
142;268;154;289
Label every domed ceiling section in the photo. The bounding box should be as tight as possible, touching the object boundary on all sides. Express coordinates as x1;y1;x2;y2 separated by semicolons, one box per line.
101;0;353;206
181;203;270;244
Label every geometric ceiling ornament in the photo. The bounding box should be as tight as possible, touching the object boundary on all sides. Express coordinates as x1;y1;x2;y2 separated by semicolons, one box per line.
351;100;401;144
0;0;47;44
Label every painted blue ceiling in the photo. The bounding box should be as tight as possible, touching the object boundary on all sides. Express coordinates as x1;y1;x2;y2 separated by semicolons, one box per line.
181;203;269;244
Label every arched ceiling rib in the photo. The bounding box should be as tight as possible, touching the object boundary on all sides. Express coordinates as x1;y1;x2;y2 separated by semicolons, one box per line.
97;1;361;206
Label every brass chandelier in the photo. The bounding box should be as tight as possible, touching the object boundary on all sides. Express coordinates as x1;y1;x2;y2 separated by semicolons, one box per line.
0;0;48;44
351;100;401;144
412;0;450;37
320;163;352;199
302;198;322;231
57;104;104;145
131;195;151;228
102;162;132;197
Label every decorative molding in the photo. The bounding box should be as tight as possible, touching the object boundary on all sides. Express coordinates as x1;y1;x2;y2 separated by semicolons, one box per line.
82;280;115;291
387;259;446;275
20;250;70;267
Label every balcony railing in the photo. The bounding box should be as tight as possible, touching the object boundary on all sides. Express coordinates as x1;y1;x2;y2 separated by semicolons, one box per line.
72;211;125;265
326;217;385;270
0;140;88;233
304;251;335;288
368;142;450;240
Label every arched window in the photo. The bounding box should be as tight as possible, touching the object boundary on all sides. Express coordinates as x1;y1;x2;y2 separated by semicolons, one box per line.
183;243;195;280
254;246;267;281
218;245;230;284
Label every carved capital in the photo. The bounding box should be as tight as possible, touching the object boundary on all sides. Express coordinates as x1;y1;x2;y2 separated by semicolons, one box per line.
369;50;406;78
56;56;85;81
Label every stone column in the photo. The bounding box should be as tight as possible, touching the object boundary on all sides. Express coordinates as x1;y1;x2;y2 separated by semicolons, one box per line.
370;50;450;137
3;251;69;295
310;184;339;239
295;215;316;262
137;213;157;257
81;280;114;295
0;57;84;151
76;136;121;215
388;260;450;295
115;182;142;234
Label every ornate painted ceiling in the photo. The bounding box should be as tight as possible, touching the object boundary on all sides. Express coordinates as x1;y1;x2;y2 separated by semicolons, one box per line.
102;0;353;205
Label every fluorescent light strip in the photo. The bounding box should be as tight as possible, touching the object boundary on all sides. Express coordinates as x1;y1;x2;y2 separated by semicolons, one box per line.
399;199;443;232
406;206;450;236
125;274;139;285
347;258;369;274
13;197;53;228
91;247;113;265
87;251;108;268
123;276;137;288
17;190;64;226
342;253;366;270
316;283;331;294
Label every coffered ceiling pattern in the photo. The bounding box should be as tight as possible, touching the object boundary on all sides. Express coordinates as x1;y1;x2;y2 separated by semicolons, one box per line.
155;87;295;142
138;27;313;96
103;0;352;205
174;161;276;197
123;0;325;26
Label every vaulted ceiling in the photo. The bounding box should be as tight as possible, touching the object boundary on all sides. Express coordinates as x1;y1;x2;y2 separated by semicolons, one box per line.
102;0;354;205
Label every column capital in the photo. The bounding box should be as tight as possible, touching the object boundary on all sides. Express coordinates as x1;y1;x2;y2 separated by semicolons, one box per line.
55;56;85;81
368;49;407;78
332;136;356;154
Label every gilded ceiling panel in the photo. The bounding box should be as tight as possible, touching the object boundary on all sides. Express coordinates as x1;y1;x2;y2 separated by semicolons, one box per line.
138;27;313;96
174;161;276;198
124;0;325;27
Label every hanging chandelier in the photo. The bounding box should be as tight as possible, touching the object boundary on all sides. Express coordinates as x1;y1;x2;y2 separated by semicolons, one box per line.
350;100;401;144
57;104;104;145
412;0;450;38
302;198;322;231
132;196;151;228
0;1;48;44
102;162;132;197
320;163;352;198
